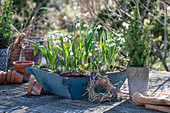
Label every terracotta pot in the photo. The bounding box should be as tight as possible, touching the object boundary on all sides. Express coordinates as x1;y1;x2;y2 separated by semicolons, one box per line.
127;66;149;99
27;80;43;96
0;71;6;84
13;61;34;82
6;70;24;84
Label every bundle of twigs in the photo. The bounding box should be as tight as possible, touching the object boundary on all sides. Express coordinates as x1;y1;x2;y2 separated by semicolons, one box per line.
86;72;119;103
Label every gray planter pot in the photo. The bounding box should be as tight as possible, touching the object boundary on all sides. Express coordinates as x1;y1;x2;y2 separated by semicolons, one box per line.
127;66;149;99
0;48;8;71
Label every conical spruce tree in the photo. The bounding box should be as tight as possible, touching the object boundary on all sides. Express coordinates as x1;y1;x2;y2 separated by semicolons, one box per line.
125;6;151;67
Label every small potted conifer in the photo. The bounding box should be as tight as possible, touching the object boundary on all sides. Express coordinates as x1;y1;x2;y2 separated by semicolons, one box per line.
124;6;151;99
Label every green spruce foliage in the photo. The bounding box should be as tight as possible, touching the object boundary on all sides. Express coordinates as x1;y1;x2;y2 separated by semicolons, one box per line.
125;6;151;67
0;0;13;49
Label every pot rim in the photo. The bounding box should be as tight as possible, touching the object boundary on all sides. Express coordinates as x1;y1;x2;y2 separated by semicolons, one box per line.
13;61;34;65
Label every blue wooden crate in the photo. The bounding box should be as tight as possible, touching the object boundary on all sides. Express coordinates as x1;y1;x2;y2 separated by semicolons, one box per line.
26;67;127;99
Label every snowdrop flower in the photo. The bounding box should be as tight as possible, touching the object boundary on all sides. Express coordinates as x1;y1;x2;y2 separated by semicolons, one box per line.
53;41;57;45
84;12;89;16
96;25;102;29
75;23;80;28
60;33;64;37
122;22;129;28
123;58;129;61
62;66;65;71
106;43;109;46
89;53;92;57
67;35;72;39
58;66;62;71
63;37;68;42
68;40;71;43
84;51;86;55
100;65;106;70
63;16;67;20
88;30;92;34
69;47;72;51
70;51;74;56
110;43;116;47
48;35;55;39
56;32;60;36
57;40;61;43
92;41;95;44
83;24;89;27
121;38;125;42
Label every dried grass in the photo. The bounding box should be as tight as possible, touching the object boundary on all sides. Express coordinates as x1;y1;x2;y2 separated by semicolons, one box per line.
86;72;119;103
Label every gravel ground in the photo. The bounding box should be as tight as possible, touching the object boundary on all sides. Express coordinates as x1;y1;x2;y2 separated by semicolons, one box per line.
0;70;169;113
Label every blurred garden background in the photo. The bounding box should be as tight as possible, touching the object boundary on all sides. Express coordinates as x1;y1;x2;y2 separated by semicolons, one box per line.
0;0;169;71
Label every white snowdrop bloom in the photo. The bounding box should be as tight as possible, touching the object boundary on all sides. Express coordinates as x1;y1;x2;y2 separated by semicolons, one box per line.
84;51;86;55
100;65;106;70
121;38;125;42
123;58;127;61
89;53;92;57
67;35;72;38
53;41;57;45
106;43;109;46
96;42;99;44
56;32;60;36
117;34;122;37
122;22;129;28
58;66;62;71
73;6;77;10
63;16;67;20
95;48;98;51
63;37;68;42
75;23;80;28
60;33;64;37
96;25;102;29
62;66;65;71
83;24;88;27
88;30;92;34
69;47;72;51
92;41;95;44
110;43;116;47
57;40;61;43
48;35;55;39
70;51;74;56
84;12;89;16
68;40;71;43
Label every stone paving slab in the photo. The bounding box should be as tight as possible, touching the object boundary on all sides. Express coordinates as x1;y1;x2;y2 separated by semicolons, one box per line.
0;71;169;113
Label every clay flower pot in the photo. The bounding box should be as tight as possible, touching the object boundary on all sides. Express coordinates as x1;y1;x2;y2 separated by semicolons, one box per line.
0;71;6;84
13;61;34;82
6;70;24;84
27;81;43;96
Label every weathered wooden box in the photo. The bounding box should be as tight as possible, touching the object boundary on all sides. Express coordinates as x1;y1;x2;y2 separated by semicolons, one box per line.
26;67;127;99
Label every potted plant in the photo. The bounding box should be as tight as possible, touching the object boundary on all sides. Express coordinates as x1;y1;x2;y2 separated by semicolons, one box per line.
124;6;151;99
25;23;127;99
0;0;14;71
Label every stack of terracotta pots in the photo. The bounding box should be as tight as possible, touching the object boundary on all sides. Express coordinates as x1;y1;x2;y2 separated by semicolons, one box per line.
0;70;24;84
